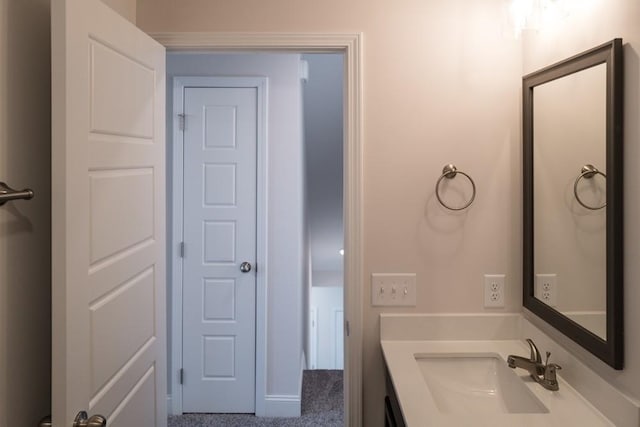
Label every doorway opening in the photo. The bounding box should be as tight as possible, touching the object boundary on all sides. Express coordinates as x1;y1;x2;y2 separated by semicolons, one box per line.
302;53;345;373
164;39;361;424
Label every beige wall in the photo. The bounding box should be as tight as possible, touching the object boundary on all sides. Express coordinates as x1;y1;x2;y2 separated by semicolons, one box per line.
522;0;640;405
0;0;52;426
137;1;522;425
101;0;135;23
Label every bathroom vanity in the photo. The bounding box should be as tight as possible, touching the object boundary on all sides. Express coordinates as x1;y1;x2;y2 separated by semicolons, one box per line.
383;339;611;426
381;314;639;427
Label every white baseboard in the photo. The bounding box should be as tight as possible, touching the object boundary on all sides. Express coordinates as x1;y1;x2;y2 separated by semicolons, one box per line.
263;394;301;417
299;352;305;396
169;355;304;418
166;395;174;415
262;355;304;417
174;391;300;418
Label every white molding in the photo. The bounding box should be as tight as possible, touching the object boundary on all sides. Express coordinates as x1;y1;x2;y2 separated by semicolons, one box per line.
170;76;268;415
152;32;363;52
166;395;173;415
334;308;345;369
342;32;364;427
254;76;269;417
298;352;305;403
170;76;185;416
309;306;318;369
156;32;364;426
264;395;302;418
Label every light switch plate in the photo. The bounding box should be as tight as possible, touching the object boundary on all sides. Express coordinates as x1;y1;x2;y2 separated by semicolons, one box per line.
371;273;417;306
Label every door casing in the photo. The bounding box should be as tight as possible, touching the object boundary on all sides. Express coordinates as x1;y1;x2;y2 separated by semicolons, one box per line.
160;33;363;426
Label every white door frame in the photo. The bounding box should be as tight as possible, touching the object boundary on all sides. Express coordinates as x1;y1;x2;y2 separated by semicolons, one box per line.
157;32;363;427
172;76;267;414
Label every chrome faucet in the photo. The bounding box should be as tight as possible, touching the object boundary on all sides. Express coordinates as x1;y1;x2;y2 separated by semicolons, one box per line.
507;339;562;391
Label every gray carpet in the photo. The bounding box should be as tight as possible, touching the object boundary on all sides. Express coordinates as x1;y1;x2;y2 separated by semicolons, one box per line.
168;370;343;427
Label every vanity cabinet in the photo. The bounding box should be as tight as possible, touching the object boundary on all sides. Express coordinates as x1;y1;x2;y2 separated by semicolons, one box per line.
385;366;406;427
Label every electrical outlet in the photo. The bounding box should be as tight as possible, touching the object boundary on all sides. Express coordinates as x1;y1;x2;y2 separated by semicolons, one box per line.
484;274;505;308
535;274;557;307
371;273;417;306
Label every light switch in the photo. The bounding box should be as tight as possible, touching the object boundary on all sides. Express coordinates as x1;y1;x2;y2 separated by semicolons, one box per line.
371;273;416;306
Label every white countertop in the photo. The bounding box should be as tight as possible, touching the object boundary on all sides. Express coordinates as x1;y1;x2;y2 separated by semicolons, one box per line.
382;339;614;427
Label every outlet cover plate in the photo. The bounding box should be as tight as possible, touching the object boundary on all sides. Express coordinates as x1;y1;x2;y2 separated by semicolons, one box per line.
371;273;417;306
484;274;505;308
535;274;557;307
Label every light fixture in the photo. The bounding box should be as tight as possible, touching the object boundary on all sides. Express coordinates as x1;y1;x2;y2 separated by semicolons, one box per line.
339;249;344;256
507;0;589;36
509;0;536;36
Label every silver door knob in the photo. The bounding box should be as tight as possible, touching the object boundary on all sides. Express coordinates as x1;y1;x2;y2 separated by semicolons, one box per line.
38;415;52;427
240;262;252;273
74;411;107;427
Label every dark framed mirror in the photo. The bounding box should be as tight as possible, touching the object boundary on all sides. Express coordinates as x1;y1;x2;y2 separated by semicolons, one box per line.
523;39;623;369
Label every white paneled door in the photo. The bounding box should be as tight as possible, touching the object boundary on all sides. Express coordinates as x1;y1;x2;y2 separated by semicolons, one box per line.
51;0;166;426
181;84;259;412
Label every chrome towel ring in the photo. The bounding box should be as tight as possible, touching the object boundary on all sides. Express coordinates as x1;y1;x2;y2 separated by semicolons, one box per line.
573;164;606;210
435;164;476;211
0;182;34;206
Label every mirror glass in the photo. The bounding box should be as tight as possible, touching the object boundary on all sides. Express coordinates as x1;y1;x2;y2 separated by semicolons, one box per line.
523;39;623;369
533;63;607;339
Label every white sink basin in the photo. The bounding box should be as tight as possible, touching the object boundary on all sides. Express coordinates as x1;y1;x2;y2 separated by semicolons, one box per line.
416;353;549;414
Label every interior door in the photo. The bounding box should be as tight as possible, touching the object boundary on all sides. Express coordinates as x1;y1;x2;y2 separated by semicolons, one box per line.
181;84;258;413
51;0;166;426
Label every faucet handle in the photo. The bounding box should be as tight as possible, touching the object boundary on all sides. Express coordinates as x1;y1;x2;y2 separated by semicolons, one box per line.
544;351;561;368
545;362;562;382
526;338;542;363
543;352;562;380
542;363;562;391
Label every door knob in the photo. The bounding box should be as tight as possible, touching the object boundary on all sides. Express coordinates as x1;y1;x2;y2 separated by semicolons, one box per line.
240;262;252;273
0;181;34;206
38;415;52;427
74;411;107;427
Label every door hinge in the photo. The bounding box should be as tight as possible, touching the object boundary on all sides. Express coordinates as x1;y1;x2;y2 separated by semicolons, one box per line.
299;59;309;83
345;320;350;337
180;242;185;258
179;368;184;385
178;113;185;131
